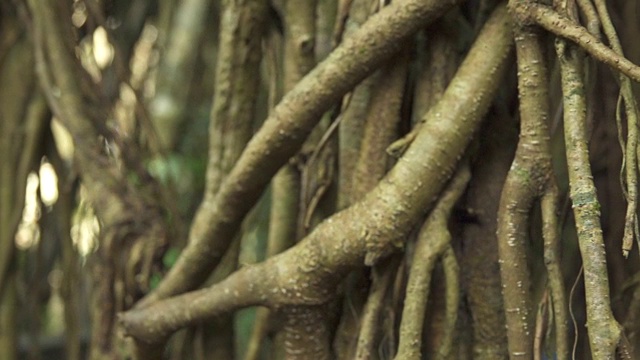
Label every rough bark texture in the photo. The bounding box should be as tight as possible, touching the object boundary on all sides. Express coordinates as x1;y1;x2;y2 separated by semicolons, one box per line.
497;24;555;359
145;0;464;304
9;1;640;358
557;40;622;358
395;166;470;360
119;5;513;343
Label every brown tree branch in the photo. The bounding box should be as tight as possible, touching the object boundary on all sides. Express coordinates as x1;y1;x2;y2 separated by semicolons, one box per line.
556;38;622;359
395;164;470;360
497;2;565;356
438;246;460;359
513;3;640;83
354;255;400;360
144;0;464;305
351;50;408;201
591;0;640;258
149;0;211;149
541;184;569;360
119;5;512;344
121;263;270;343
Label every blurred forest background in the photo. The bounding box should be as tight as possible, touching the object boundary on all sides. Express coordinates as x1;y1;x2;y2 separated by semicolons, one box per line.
2;0;640;359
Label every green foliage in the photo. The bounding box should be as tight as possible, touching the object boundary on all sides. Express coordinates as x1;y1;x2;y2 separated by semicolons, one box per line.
149;273;163;290
148;247;181;290
162;247;181;268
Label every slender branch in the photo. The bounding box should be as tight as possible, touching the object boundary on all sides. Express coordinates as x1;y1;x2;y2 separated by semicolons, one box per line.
591;0;640;257
119;263;269;343
541;185;569;360
355;256;400;360
533;291;549;360
242;307;270;360
351;50;408;200
29;1;100;141
149;0;211;149
395;165;470;360
316;0;338;61
0;25;43;360
0;43;42;294
438;246;459;359
497;4;558;354
515;3;640;83
337;0;396;209
575;0;601;38
48;143;82;360
556;37;622;359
